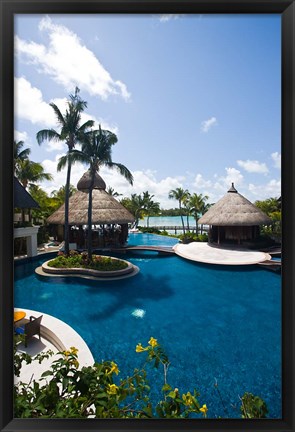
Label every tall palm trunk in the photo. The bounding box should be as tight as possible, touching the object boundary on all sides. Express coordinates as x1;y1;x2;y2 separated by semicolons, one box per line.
186;214;190;232
64;160;72;256
147;215;150;228
87;172;95;261
179;201;185;234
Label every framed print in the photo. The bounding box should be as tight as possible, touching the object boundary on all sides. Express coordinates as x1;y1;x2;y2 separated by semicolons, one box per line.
1;1;294;431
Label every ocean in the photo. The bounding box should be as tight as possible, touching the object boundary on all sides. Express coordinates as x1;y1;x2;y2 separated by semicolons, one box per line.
138;216;207;234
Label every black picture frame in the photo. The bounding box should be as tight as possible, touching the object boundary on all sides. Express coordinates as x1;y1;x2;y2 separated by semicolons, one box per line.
1;1;294;431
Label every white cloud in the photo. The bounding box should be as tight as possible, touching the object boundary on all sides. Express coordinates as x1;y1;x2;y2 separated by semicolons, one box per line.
159;14;184;22
271;152;281;169
192;173;212;190
15;16;130;101
223;167;244;188
41;154;85;195
181;168;244;203
248;179;281;199
40;158;185;209
15;77;119;152
200;116;217;133
39;157;278;209
14;77;56;126
80;112;118;136
101;168;185;209
14;130;29;144
237;159;269;174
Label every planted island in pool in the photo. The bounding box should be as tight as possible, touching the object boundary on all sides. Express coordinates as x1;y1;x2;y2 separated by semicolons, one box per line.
40;251;138;278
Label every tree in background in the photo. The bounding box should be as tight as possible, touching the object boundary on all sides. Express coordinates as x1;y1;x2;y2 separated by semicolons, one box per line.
14;140;52;189
142;191;160;227
36;87;94;256
106;186;122;198
51;185;77;208
189;193;208;235
168;188;190;234
255;197;281;239
120;194;145;228
14;140;31;175
188;193;209;235
15;159;53;189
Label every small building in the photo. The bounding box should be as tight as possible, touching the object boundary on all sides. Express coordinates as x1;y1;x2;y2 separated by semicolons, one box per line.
47;171;135;249
198;183;272;245
14;177;40;257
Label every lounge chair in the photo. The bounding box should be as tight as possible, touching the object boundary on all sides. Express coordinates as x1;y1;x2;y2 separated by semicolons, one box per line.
15;315;43;347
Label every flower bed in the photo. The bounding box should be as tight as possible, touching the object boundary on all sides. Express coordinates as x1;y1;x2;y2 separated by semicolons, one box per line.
48;251;128;271
41;251;137;278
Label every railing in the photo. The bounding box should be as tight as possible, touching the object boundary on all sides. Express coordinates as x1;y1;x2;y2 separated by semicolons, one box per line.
140;226;209;234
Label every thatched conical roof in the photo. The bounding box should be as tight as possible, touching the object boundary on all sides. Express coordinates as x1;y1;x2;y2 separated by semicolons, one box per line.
47;171;134;225
77;170;106;191
198;183;272;226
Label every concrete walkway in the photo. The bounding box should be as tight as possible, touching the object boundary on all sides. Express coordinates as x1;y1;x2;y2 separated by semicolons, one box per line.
15;308;94;385
173;242;271;265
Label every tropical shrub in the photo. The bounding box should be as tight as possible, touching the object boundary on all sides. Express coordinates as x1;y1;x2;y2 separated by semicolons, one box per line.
240;392;268;418
47;253;128;271
178;233;208;243
138;227;161;234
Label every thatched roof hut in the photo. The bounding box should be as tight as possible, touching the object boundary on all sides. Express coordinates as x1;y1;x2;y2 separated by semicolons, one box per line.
198;183;272;244
47;171;134;248
47;171;134;226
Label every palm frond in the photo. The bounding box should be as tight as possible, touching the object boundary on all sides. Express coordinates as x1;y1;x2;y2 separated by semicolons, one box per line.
78;120;95;133
107;162;134;185
49;103;66;127
57;150;90;172
36;129;61;145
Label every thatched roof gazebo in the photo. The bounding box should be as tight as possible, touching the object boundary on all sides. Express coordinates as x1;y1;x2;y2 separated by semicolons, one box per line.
47;171;135;248
198;183;272;245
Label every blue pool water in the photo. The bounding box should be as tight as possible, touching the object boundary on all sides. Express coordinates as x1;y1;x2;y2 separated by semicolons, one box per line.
14;234;281;418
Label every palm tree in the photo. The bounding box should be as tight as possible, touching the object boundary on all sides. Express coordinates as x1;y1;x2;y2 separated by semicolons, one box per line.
182;193;192;232
36;87;94;255
189;193;209;235
15;159;53;189
120;194;145;228
168;187;189;234
51;185;77;208
14;140;31;175
58;126;133;261
142;191;160;227
106;186;122;198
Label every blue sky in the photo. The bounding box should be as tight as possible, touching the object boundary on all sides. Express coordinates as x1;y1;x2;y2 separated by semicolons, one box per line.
14;14;281;208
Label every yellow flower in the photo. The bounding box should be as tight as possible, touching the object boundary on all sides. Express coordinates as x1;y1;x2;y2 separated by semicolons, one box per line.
70;347;79;355
200;404;208;417
148;337;158;348
135;343;149;352
107;384;119;395
63;350;71;357
72;359;79;369
108;361;120;375
182;392;194;406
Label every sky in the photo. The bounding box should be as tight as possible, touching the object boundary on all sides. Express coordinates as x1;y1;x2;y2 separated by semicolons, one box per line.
14;13;281;209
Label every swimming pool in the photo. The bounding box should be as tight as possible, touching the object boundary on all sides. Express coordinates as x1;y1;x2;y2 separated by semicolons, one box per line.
14;233;281;418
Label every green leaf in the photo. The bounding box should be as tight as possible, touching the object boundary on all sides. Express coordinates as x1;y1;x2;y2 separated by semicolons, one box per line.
162;383;172;392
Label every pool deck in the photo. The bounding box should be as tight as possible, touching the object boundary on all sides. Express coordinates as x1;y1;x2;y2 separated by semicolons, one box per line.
173;242;271;265
15;308;94;385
